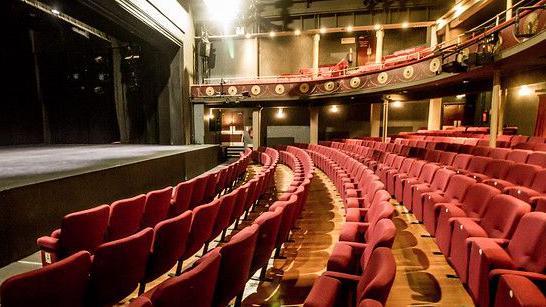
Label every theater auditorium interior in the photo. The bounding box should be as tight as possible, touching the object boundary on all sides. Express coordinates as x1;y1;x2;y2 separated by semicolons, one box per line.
1;0;546;306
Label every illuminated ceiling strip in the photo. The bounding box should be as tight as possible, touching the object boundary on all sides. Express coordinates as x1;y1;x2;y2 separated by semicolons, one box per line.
115;0;184;46
20;0;110;42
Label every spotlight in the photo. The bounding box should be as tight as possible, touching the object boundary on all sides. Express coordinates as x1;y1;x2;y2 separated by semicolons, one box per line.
320;27;327;34
401;22;409;29
374;24;381;31
456;94;466;99
276;107;285;119
347;25;353;32
294;29;301;36
518;85;532;97
269;31;276;37
330;105;339;113
391;101;403;108
51;9;60;15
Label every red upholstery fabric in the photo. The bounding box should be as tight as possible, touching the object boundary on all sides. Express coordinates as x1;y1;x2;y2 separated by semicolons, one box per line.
88;228;154;306
107;194;147;241
37;205;109;265
251;207;283;275
214;224;259;307
189;175;208;209
494;274;546;307
142;210;192;284
141;186;173;229
412;168;455;221
182;200;220;259
355;247;396;305
170;180;194;217
0;251;91;307
210;191;237;239
303;275;341;307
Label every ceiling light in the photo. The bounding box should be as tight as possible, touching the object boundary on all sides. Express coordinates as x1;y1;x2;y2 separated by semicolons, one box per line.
347;25;353;32
519;85;532;97
204;0;242;28
391;101;403;108
374;24;382;31
456;94;466;99
294;29;301;35
245;33;251;39
401;22;409;29
51;9;60;15
320;27;327;34
330;105;339;113
276;107;285;119
269;31;276;37
463;80;470;84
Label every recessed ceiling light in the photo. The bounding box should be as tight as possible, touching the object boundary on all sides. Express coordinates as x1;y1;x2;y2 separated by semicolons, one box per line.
294;29;301;35
320;27;327;34
269;31;276;37
347;25;353;32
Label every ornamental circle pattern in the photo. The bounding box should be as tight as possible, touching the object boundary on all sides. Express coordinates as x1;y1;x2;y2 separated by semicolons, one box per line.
299;83;310;94
350;77;361;88
429;58;441;73
377;72;388;84
251;85;261;96
324;81;335;92
228;86;238;96
205;86;215;96
403;66;414;79
275;84;285;95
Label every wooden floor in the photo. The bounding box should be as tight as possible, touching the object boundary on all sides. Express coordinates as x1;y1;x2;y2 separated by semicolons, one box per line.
120;163;474;306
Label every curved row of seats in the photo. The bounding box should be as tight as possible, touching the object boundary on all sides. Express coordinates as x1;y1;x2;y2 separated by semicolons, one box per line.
301;144;397;307
320;140;546;307
0;149;279;307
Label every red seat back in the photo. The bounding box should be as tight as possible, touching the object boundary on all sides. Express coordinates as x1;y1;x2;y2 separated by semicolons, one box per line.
0;251;91;307
59;205;110;257
189;175;208;209
481;195;530;239
211;192;238;239
527;152;546;167
461;183;501;218
466;156;493;174
108;194;146;241
483;159;514;179
170;180;194;217
356;248;396;305
183;200;220;259
360;219;396;271
506;212;546;272
141;186;173;229
251;207;283;273
89;228;153;306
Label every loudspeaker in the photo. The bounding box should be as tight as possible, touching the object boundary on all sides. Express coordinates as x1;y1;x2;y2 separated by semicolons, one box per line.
442;60;468;73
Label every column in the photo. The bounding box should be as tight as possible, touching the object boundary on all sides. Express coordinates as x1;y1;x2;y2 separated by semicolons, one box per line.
375;29;384;64
382;99;389;142
310;107;319;144
312;34;320;78
506;0;513;20
430;25;438;48
428;98;442;130
370;103;382;137
489;71;502;147
252;109;261;149
193;104;205;144
498;89;507;135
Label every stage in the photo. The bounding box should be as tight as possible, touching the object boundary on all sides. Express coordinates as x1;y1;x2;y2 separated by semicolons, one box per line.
0;144;221;266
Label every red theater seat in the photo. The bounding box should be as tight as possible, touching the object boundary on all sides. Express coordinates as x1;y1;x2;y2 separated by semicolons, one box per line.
483;163;540;191
339;201;394;242
141;186;173;229
214;224;259;307
107;194;147;241
210;191;238;243
251;207;283;279
130;249;222;307
88;228;153;306
493;274;546;307
169;180;194;217
37;204;109;265
527;151;546;167
505;169;546;205
412;168;456;221
0;251;91;307
188;175;208;209
401;163;440;211
327;219;396;274
140;211;192;294
466;211;546;306
447;195;530;282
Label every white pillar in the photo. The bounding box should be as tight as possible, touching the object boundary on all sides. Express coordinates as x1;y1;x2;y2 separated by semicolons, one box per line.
312;34;320;78
382;99;389;142
310;107;319;144
193;104;205;144
375;29;384;64
252;109;261;149
428;98;442;130
490;71;502;147
370;103;382;137
506;0;513;20
430;25;438;48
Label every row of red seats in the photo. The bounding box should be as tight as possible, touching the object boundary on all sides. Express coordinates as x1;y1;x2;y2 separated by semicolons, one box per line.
325;141;546;307
302;144;397;307
0;148;280;306
124;147;314;307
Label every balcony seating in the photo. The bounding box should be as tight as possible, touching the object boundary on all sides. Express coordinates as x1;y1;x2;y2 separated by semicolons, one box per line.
107;194;147;241
0;251;92;307
37;205;109;265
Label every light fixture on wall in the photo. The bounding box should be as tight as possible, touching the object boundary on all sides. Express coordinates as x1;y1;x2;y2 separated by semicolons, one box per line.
346;25;353;32
456;94;466;99
518;85;532;97
294;29;301;36
276;107;286;119
391;101;403;108
329;105;339;113
401;21;409;29
320;27;327;34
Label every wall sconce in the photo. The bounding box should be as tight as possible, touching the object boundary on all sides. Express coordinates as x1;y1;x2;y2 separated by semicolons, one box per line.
391;101;403;108
276;107;285;119
330;105;339;113
518;85;532;97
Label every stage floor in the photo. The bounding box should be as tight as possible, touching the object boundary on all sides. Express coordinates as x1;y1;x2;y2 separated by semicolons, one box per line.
0;144;215;191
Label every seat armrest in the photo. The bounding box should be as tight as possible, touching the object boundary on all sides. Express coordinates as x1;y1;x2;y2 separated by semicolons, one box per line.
36;236;59;252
